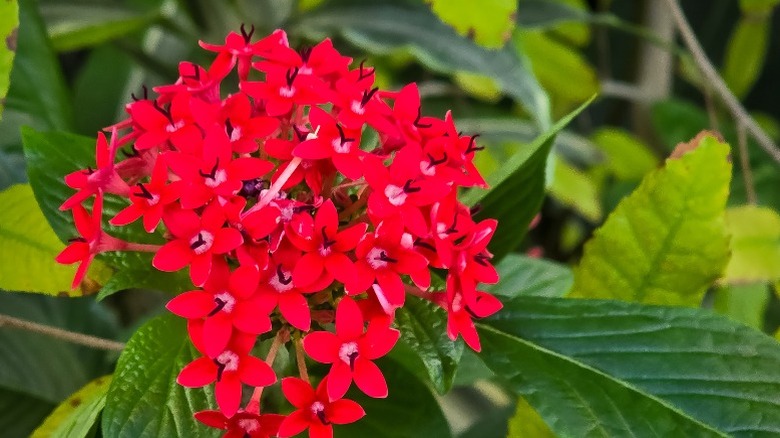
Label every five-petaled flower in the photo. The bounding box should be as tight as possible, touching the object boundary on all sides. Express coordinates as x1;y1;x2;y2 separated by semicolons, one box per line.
278;377;365;438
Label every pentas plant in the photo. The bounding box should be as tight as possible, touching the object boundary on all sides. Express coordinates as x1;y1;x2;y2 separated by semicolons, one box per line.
56;26;502;437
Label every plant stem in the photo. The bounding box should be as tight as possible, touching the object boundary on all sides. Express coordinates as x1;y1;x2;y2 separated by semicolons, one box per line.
663;0;780;163
295;334;309;382
246;329;288;414
0;313;125;351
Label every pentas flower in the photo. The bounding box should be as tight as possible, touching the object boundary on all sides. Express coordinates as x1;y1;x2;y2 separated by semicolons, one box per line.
303;297;399;399
178;331;276;417
279;377;365;438
56;27;504;435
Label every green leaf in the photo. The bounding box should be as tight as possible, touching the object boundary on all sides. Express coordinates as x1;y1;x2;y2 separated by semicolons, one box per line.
548;155;602;222
102;314;218;438
0;293;118;402
722;15;770;99
295;2;550;128
0;389;55;438
590;127;659;180
461;96;594;261
72;44;133;135
393;295;463;394
484;254;572;299
429;0;516;49
0;0;73;152
723;205;780;283
31;375;111;438
0;0;18;120
480;296;780;436
340;358;452;438
515;0;589;29
739;0;780;15
713;283;770;329
0;184;88;296
569;135;732;305
41;4;159;52
507;396;554;438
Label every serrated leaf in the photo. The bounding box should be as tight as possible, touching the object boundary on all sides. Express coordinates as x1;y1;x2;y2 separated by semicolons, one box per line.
0;293;118;403
0;184;102;296
722;15;769;99
41;4;158;52
429;0;516;49
713;283;769;329
480;296;780;436
32;375;111;438
0;389;54;438
295;2;550;128
569;135;732;305
340;358;452;438
102;314;219;438
462;96;593;261
0;0;18;120
723;205;780;283
484;254;572;299
393;295;463;394
507;396;554;438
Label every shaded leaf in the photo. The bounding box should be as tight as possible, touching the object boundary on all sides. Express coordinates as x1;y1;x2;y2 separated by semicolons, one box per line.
713;283;770;329
515;0;589;29
481;296;780;436
429;0;516;49
0;389;54;438
591;127;659;180
569;135;731;305
102;314;219;437
484;254;572;299
31;375;111;438
723;205;780;283
722;14;769;99
507;396;554;438
462;97;593;261
295;2;550;128
548;155;602;222
393;295;463;394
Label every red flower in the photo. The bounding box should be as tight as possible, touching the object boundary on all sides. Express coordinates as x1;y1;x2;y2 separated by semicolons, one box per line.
348;216;430;310
110;158;182;232
253;257;316;332
127;92;201;151
153;203;243;286
61;131;130;210
195;409;284;438
278;377;365;438
287;200;366;289
178;332;276;417
240;66;326;117
167;263;273;357
303;297;399;400
200;26;283;81
292;106;365;180
442;275;503;352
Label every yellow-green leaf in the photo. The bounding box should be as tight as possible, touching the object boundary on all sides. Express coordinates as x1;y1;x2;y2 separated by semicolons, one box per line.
713;283;769;329
31;375;111;438
739;0;780;14
429;0;516;49
507;396;555;438
453;71;502;102
0;184;90;296
591;127;659;180
0;0;18;119
723;205;780;283
569;135;732;305
548;156;602;222
722;15;770;98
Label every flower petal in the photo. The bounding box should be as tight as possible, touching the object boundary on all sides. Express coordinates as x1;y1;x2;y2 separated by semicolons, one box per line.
327;399;366;424
335;297;364;340
215;373;242;417
353;357;388;398
326;361;352;401
279;292;311;331
303;331;340;363
281;377;316;409
203;313;233;358
278;409;311;438
292;252;324;289
239;355;277;387
152;240;193;272
166;291;215;319
177;357;216;387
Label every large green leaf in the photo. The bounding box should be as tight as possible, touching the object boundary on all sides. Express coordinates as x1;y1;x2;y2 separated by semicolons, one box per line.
429;0;516;49
0;389;54;438
393;295;463;394
569;135;731;305
0;184;86;296
723;205;780;283
0;0;18;120
461;97;593;261
294;1;550;128
102;314;219;438
40;3;159;52
0;293;118;403
22;128;190;297
484;254;572;298
32;375;111;438
340;358;452;438
479;296;780;436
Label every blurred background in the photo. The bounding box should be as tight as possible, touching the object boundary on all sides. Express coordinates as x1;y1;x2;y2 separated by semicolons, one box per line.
1;0;780;436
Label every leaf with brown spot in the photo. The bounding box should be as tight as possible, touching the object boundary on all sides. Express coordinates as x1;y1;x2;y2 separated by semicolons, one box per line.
0;0;18;119
670;130;723;159
429;0;517;49
31;375;112;438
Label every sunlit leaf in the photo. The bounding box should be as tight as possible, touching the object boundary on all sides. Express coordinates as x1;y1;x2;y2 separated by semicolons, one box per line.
713;283;770;329
0;0;18;120
723;205;780;283
429;0;516;49
31;375;111;438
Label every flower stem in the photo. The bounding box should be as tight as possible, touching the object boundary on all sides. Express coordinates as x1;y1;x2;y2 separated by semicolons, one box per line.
123;242;163;252
0;313;125;351
294;333;309;382
246;328;288;414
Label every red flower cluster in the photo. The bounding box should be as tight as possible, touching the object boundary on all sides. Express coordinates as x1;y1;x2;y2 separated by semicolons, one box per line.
57;27;502;437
